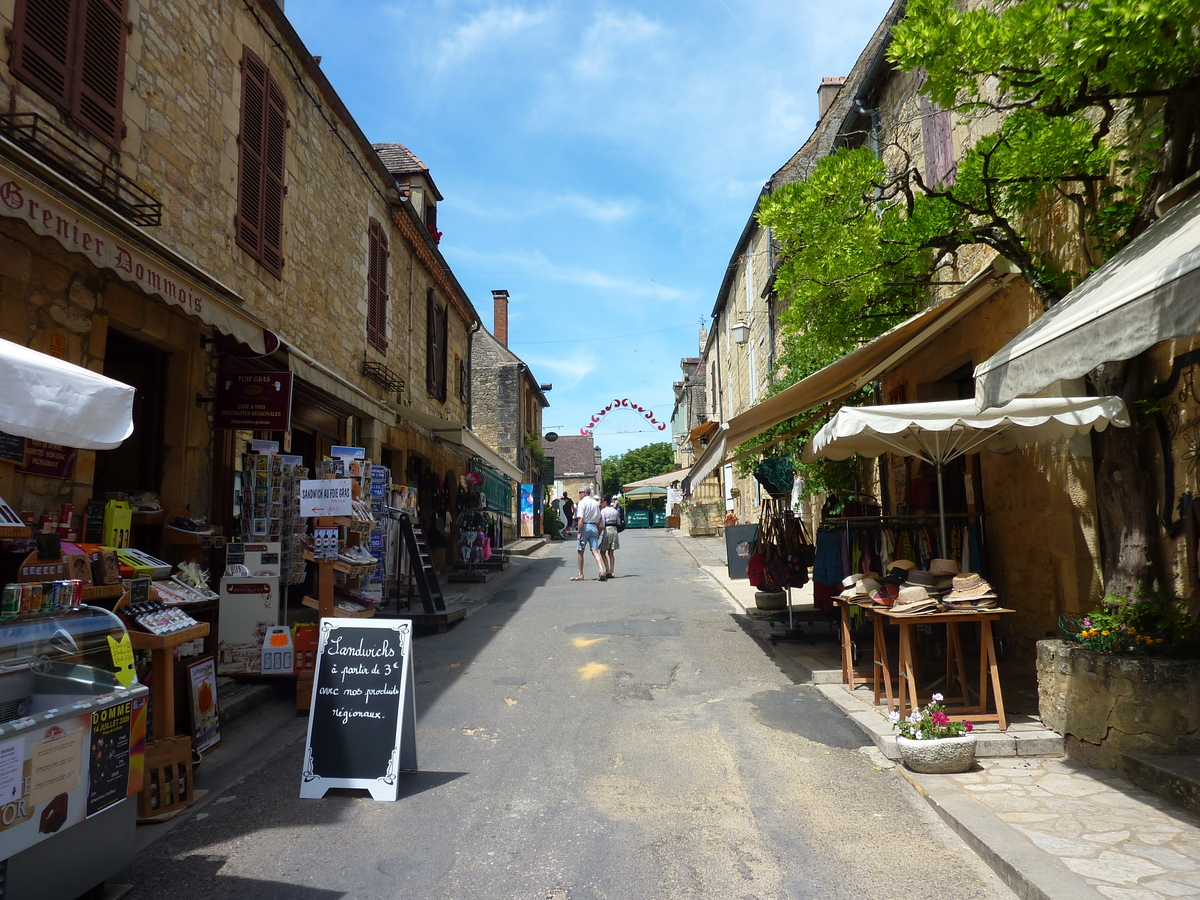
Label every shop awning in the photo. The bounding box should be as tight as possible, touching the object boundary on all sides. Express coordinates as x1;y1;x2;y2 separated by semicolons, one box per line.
686;421;719;445
622;485;668;500
976;188;1200;409
622;468;689;491
686;265;1013;489
0;337;134;449
398;407;524;483
0;158;275;355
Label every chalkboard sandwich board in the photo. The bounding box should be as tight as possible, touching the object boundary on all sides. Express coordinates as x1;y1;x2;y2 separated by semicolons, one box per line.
299;618;417;800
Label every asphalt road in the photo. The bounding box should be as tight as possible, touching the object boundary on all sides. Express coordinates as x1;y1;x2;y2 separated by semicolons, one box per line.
117;530;1017;900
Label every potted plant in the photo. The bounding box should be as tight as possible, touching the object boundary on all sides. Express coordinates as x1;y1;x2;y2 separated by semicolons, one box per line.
889;694;976;773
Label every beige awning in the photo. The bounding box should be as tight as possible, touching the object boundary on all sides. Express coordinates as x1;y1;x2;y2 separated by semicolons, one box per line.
397;406;524;483
687;266;1013;488
622;468;689;491
976;187;1200;409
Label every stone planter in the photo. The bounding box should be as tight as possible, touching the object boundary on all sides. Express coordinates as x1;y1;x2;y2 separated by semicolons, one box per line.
755;590;787;610
688;525;717;536
1037;639;1200;774
895;735;977;774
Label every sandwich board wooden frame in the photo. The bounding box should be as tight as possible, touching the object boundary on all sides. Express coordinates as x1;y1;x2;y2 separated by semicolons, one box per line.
299;618;417;800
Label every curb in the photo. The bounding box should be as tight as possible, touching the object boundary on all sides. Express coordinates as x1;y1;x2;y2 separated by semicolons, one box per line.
898;768;1108;900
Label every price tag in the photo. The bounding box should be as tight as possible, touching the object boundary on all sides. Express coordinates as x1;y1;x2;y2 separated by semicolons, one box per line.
107;634;136;687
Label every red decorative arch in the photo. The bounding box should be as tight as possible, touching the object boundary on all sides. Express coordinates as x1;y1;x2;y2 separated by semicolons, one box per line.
580;398;667;435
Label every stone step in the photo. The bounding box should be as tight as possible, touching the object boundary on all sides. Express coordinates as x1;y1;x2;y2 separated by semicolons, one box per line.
1121;751;1200;818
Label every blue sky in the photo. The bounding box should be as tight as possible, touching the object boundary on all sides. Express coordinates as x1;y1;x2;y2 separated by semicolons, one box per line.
284;0;892;458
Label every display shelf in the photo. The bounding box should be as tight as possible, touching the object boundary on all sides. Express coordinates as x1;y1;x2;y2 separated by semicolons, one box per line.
126;621;210;650
302;595;376;618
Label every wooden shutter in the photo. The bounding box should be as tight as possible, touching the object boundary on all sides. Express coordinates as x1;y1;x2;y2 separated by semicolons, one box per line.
260;75;287;277
236;48;286;278
426;288;439;397
236;47;268;262
10;0;75;110
459;357;468;402
435;301;448;402
367;218;388;352
73;0;127;146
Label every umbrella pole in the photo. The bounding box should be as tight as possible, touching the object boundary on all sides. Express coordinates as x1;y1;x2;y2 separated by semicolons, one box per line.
936;462;948;557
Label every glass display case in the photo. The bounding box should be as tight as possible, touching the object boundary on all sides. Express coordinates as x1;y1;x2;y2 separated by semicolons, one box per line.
0;605;149;898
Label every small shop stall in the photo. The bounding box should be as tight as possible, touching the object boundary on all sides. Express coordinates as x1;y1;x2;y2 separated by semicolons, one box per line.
620;485;668;528
0;337;157;899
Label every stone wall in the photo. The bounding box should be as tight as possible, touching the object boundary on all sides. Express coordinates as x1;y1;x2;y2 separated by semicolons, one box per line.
1038;640;1200;772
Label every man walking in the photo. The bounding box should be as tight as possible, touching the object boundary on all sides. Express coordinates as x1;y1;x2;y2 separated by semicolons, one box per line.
571;488;606;581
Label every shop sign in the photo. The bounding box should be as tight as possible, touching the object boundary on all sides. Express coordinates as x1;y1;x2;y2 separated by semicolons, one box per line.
16;440;76;480
299;619;416;801
330;446;365;459
299;479;352;517
213;372;293;431
0;431;24;464
0;166;268;353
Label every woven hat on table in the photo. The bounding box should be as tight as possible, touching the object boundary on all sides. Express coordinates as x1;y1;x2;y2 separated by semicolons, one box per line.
889;559;918;571
841;571;878;589
945;572;998;601
905;569;948;592
891;584;939;615
880;565;913;586
839;576;882;600
929;558;961;576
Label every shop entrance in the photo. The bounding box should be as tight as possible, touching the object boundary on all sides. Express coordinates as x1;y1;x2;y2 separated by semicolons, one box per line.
94;330;168;499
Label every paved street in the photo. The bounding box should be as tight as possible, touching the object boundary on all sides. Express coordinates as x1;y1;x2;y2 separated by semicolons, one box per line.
116;530;1016;900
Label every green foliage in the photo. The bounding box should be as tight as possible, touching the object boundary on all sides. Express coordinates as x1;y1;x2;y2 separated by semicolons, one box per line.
601;442;675;494
1063;584;1199;659
891;695;972;740
677;498;719;526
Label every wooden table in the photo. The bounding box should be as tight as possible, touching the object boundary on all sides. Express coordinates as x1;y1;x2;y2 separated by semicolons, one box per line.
874;608;1014;730
833;599;874;689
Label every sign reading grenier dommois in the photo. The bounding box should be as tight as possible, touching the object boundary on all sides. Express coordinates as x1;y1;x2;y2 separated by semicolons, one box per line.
213;372;293;431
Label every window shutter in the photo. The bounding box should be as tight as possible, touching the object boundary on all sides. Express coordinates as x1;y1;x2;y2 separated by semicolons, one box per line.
459;357;468;403
260;74;287;277
73;0;127;146
426;288;438;396
436;302;448;402
10;0;75;109
367;218;388;353
236;47;268;262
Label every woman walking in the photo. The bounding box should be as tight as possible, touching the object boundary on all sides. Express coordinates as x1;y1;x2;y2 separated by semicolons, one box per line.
598;493;621;580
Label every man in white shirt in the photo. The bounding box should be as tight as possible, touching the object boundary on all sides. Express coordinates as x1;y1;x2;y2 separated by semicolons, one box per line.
572;488;606;581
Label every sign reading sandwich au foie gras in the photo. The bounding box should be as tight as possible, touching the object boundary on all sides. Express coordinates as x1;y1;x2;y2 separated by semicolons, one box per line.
213;371;292;430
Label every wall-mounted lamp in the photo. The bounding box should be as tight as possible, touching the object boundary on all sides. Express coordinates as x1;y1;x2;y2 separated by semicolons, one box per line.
731;320;750;344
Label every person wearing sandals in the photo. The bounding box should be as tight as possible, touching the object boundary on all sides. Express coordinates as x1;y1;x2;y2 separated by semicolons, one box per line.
572;488;605;581
598;494;620;579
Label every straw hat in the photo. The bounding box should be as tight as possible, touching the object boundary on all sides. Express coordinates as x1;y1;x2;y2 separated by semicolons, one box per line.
841;571;878;589
945;572;998;601
891;584;939;615
905;570;947;592
929;558;961;576
839;576;883;600
889;559;918;571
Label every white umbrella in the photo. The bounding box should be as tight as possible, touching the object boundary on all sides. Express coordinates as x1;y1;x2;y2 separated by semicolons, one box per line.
0;337;135;449
802;396;1130;556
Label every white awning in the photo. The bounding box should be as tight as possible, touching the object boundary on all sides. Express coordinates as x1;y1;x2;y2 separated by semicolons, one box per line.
803;396;1129;465
687;265;1012;488
622;468;689;491
976;188;1200;409
398;407;524;483
0;337;134;449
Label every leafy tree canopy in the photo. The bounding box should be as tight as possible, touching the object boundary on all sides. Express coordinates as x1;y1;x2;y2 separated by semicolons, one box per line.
601;443;675;496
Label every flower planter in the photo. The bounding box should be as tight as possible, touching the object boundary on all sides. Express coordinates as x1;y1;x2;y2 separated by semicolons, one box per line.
688;525;717;536
755;590;786;610
895;735;976;774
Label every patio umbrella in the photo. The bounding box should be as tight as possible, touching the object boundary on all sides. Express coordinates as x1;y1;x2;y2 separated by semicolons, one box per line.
621;485;669;501
802;396;1130;556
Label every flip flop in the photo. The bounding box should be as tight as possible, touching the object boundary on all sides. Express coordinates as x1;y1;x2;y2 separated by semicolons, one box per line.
570;576;584;581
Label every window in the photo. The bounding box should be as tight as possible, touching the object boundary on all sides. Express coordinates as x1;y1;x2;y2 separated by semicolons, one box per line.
236;47;287;278
425;288;447;402
9;0;129;146
367;218;388;352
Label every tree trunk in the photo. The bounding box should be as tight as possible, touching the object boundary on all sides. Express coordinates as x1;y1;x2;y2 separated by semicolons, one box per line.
1091;358;1157;600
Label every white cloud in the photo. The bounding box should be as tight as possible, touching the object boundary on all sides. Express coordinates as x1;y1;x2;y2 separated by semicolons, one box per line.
452;189;639;224
570;9;664;81
432;6;550;71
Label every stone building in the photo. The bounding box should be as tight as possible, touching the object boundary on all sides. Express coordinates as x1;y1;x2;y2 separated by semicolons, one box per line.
0;0;510;571
669;355;705;470
471;290;551;537
687;0;1108;665
538;434;600;513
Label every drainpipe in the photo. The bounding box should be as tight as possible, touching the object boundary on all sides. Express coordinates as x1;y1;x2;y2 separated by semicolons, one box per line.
854;97;883;210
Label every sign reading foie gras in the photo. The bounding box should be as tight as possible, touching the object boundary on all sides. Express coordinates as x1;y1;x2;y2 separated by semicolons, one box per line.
299;478;352;517
213;371;293;430
299;619;416;801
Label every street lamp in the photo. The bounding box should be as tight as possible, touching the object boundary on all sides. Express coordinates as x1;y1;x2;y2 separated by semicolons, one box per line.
731;320;750;344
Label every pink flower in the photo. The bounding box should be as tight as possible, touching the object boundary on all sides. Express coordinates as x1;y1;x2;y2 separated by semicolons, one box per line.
964;721;974;733
930;712;950;727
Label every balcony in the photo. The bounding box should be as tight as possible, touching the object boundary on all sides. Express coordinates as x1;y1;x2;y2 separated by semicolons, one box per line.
0;113;162;226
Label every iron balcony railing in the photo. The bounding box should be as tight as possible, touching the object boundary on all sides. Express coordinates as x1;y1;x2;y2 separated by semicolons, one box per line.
0;113;162;226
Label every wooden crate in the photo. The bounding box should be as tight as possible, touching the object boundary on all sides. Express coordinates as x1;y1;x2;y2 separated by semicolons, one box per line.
138;735;195;819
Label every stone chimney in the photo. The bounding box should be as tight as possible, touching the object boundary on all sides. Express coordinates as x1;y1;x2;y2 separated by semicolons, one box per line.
818;76;847;120
492;290;509;346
